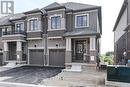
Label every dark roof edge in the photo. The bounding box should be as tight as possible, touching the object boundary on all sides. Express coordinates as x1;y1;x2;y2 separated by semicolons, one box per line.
97;7;102;34
24;9;42;14
0;24;13;27
44;6;65;11
63;33;100;37
124;23;130;31
113;0;128;31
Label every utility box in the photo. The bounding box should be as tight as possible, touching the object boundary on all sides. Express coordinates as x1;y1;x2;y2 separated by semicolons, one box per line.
107;65;130;83
127;60;130;66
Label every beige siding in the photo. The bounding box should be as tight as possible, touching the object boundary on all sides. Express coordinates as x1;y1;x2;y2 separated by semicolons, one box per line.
114;8;127;42
28;39;45;48
48;39;65;48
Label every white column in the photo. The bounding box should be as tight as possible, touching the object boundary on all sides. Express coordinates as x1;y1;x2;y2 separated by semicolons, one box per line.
17;41;22;51
48;18;51;29
90;36;96;51
61;18;65;29
4;42;8;51
38;19;41;30
86;39;88;54
66;38;71;51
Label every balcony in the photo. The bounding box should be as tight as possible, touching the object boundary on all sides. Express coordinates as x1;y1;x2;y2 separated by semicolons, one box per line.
2;30;26;41
3;30;26;36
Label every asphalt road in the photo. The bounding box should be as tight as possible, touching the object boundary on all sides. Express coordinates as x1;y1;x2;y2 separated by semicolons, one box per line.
0;66;62;85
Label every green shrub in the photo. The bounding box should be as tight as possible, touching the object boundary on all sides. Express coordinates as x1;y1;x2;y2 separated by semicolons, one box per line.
100;54;113;65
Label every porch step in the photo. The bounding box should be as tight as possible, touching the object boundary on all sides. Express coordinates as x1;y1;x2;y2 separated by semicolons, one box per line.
3;61;17;68
3;61;27;68
65;63;96;70
63;64;82;72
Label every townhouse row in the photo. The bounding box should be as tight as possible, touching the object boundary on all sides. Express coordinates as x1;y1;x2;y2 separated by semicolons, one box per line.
0;2;102;67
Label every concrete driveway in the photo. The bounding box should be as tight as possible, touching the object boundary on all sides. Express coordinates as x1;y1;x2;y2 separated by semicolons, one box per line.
0;66;62;85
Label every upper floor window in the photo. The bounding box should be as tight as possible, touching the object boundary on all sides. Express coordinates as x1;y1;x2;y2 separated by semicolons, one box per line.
15;23;24;32
2;27;12;35
51;16;61;29
75;14;89;28
29;19;38;31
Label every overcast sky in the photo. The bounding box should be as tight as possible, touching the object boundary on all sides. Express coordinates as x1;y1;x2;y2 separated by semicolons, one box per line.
3;0;124;54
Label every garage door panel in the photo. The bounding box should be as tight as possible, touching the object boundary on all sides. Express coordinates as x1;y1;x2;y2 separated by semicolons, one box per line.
29;50;44;65
49;49;65;66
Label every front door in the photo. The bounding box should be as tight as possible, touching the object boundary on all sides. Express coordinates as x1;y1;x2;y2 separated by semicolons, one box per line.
8;42;16;60
75;40;86;61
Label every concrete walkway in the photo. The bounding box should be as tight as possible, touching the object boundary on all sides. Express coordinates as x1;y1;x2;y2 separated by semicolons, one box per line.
41;67;107;87
0;67;11;72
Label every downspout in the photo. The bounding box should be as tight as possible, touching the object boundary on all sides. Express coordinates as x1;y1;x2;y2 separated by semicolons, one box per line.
126;1;128;64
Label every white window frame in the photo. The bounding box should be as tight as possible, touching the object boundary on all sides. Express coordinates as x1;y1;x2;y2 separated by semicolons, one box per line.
15;22;24;32
51;16;61;29
28;18;40;32
75;14;89;28
48;14;65;31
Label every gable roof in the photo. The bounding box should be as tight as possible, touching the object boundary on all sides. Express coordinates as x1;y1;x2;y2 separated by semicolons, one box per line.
44;2;64;10
9;13;25;20
42;2;99;11
62;2;99;11
113;0;128;31
0;15;12;26
0;13;26;26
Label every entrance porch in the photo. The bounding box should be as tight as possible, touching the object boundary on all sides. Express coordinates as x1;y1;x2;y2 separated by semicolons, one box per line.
65;36;98;66
3;41;27;64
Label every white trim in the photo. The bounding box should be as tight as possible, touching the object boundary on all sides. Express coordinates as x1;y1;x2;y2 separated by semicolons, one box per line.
27;30;42;33
47;28;65;31
28;17;39;21
48;36;62;39
48;47;66;49
2;40;26;42
27;37;42;40
28;47;44;49
2;34;26;37
49;14;62;19
66;35;96;39
75;14;89;28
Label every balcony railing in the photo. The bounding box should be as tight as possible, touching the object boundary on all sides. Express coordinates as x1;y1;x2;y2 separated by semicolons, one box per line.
3;30;26;35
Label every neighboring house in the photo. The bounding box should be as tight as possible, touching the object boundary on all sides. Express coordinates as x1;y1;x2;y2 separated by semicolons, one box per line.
0;2;102;67
113;0;130;64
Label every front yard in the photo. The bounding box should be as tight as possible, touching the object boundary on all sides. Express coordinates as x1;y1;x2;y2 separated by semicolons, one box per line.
0;65;107;87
